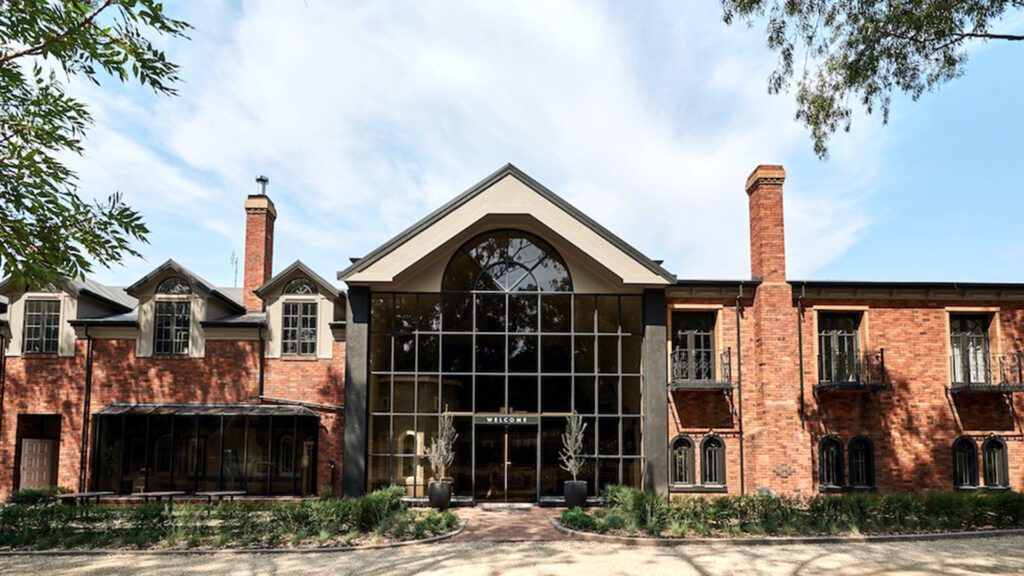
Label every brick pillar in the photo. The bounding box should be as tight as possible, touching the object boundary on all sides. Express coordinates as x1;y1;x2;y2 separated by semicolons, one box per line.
744;165;811;495
243;176;276;312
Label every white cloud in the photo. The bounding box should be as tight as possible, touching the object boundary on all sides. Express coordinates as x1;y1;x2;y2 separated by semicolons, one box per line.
72;0;886;286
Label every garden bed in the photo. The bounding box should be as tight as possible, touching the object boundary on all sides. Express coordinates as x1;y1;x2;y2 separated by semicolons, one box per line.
557;485;1024;541
0;486;460;551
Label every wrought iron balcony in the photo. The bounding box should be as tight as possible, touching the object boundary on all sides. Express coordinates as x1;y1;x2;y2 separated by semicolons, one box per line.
670;348;732;390
950;352;1024;392
816;349;888;392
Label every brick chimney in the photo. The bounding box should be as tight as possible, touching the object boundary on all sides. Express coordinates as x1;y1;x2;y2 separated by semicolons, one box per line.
243;175;276;311
745;165;787;282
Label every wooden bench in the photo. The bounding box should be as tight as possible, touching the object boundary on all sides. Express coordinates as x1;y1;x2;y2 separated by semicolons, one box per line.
55;491;114;506
131;490;187;506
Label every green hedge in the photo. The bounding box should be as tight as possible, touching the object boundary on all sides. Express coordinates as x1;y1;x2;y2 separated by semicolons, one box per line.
560;486;1024;538
0;485;458;550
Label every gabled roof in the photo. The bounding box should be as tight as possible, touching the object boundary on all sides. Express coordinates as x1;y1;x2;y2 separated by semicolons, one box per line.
126;259;246;313
254;260;341;298
0;276;135;313
337;164;676;285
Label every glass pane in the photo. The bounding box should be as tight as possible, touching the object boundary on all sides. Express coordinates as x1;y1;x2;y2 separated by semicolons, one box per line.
574;376;596;414
417;377;440;413
598;336;619;374
540;417;569;497
393;377;415;413
442;335;472;372
598;376;618;414
442;251;480;292
508;376;539;413
622;336;642;374
370;295;393;334
393;416;416;454
541;335;572;373
597;296;619;333
369;415;390;454
196;415;220;492
598;418;619;456
417;334;439;372
621;377;641;414
574;336;595;374
541;376;572;413
532;256;571;291
442;294;473;332
598;458;619;492
221;415;246;491
622;418;641;456
441;375;472;413
620;296;642;335
395;294;417;333
541;294;571;332
416;416;439;455
370;375;391;412
370;335;391;372
475;294;506;332
476;334;506;372
508;335;538;373
475;376;505;413
393;335;416;372
450;417;472;496
508;294;538;333
574;295;595;333
623;458;642;488
417;294;442;332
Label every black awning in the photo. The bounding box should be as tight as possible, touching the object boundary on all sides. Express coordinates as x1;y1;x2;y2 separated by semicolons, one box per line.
95;403;319;418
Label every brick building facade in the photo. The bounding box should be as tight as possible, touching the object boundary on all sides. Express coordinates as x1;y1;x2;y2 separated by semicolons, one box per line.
1;164;1021;501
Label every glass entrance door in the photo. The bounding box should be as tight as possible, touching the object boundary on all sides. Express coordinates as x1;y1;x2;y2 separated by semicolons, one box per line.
474;425;537;502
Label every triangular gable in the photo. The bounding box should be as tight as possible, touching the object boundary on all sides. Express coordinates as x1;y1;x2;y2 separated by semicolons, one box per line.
254;260;341;298
338;164;675;286
126;259;245;313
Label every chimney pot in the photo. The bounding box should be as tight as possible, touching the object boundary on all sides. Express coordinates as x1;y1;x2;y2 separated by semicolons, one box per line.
256;175;269;195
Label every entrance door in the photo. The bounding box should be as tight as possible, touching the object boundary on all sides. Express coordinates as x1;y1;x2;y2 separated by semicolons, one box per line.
474;426;537;502
20;439;56;489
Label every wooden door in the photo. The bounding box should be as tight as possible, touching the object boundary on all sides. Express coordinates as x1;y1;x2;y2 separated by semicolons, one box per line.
20;438;56;489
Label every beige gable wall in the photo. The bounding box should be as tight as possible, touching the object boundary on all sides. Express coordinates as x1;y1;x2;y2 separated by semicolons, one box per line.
134;270;207;359
262;271;336;359
346;174;668;288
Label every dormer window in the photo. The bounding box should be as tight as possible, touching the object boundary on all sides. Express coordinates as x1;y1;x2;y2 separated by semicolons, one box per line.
154;277;191;356
282;278;317;356
24;299;60;354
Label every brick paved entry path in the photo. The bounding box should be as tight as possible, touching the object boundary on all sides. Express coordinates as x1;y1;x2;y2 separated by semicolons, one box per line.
455;504;567;542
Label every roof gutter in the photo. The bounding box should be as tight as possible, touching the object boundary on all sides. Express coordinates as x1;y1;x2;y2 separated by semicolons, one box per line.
259;395;343;413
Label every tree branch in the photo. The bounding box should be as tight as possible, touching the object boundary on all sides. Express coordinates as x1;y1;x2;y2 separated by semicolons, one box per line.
0;0;116;65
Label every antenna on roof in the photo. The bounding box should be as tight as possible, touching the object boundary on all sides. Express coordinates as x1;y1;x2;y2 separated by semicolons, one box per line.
230;251;239;287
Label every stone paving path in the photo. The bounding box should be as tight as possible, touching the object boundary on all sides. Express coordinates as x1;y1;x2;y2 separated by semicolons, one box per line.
454;505;566;542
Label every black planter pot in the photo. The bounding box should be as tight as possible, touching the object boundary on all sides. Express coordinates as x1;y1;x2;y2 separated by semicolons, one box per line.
428;481;452;510
564;480;588;509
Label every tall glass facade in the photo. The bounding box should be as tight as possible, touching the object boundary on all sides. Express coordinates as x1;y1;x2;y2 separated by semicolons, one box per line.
367;230;644;501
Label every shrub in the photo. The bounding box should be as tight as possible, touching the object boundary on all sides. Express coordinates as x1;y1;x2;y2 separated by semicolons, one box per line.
354;485;406;533
561;507;597;531
6;487;60;506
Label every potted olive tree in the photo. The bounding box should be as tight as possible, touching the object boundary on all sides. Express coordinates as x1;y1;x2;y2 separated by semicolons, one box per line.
425;409;458;510
560;411;588;508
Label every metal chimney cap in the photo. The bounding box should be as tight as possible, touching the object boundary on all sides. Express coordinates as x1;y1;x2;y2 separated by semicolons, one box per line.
255;175;269;195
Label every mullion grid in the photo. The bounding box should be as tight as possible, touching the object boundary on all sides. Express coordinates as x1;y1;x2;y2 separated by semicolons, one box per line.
24;300;60;354
368;291;644;498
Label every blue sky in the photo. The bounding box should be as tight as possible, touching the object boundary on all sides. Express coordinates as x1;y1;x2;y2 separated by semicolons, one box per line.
66;1;1024;288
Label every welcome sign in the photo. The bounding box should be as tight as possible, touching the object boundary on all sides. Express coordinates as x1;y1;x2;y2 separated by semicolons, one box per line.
473;414;539;425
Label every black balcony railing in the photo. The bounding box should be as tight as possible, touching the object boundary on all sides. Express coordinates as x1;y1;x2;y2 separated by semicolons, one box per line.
670;348;732;390
950;352;1024;392
816;349;888;391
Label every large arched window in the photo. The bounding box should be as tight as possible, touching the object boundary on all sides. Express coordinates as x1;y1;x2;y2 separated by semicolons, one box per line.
848;436;875;488
983;437;1009;488
442;230;572;292
953;436;979;489
819;436;844;489
670;436;695;485
154;276;191;355
701;436;725;485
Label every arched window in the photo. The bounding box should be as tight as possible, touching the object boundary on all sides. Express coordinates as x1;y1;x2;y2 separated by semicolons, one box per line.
670;436;695;485
819;436;844;488
700;436;725;485
848;436;875;488
283;278;317;295
442;230;571;292
156;277;191;294
982;437;1009;488
953;436;979;489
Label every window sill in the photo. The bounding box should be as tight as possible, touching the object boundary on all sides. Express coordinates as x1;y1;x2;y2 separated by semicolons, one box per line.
23;353;60;358
957;485;1011;491
670;484;728;494
819;485;877;493
279;355;320;362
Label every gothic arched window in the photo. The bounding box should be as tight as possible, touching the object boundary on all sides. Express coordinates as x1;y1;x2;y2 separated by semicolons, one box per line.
982;437;1009;488
819;436;844;488
670;436;695;485
953;436;979;489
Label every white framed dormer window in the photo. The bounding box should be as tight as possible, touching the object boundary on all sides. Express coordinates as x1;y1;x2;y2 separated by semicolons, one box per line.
23;299;61;354
282;278;318;356
154;277;191;356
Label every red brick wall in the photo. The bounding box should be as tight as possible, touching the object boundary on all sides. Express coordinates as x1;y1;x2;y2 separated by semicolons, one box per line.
243;195;276;311
0;338;345;497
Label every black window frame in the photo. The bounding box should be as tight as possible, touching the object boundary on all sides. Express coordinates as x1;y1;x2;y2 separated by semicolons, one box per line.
23;299;61;355
671;311;717;382
670;435;695;486
952;436;979;489
950;314;992;386
847;436;875;489
282;301;318;356
700;435;726;486
818;435;844;489
154;300;191;356
818;313;861;384
982;437;1009;488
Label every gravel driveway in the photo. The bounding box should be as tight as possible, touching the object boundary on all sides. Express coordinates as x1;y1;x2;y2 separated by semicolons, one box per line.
2;535;1024;576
